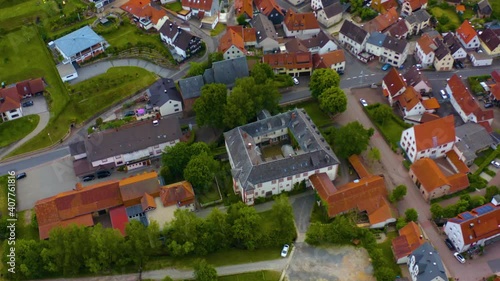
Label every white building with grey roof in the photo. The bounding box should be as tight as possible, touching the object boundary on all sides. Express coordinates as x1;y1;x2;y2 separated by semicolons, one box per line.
250;14;280;53
224;109;339;205
407;242;448;281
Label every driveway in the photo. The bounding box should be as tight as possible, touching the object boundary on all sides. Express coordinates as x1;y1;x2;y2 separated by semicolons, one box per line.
286;243;375;281
291;192;315;241
21;96;48;115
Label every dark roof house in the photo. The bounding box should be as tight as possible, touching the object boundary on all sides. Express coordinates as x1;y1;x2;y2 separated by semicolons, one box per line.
407;242;448;281
477;0;492;18
147;78;182;109
339;20;368;45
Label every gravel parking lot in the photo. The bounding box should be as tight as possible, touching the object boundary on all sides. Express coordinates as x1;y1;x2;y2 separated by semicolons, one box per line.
286;243;375;281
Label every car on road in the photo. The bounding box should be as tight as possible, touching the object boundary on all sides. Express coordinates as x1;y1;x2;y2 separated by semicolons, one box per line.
124;110;135;117
96;170;111;179
381;63;391;71
293;77;299;85
415;64;422;69
359;98;368;107
281;244;290;258
16;172;27;180
454;252;466;264
22;101;34;107
445;238;455;250
491;160;500;168
440;90;448;99
82;174;95;182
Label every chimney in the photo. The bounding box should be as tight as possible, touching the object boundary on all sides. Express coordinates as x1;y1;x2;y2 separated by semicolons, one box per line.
247;142;252;149
164;90;167;93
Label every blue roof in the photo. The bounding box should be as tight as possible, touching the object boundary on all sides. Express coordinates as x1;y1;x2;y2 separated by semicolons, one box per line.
54;26;106;57
461;212;474;220
367;32;387;47
475;204;495;215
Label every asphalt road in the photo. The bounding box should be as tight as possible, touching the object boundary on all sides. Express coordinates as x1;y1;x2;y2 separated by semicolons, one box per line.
0;147;70;176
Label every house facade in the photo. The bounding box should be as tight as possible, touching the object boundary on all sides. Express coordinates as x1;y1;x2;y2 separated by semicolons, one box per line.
414;33;437;67
392;222;425;264
456;20;480;49
339;20;369;55
433;41;454;71
479;28;500;56
403;66;432;93
316;1;343;28
469;51;493;66
382;67;407;105
181;0;219;17
52;26;107;64
405;10;431;35
312;50;346;72
400;115;456;163
0;88;22;121
283;9;321;39
120;0;168;31
262;52;313;76
146;78;183;116
444;200;500;252
407;242;448;281
224;109;340;205
254;0;284;25
218;26;256;60
477;0;492;18
300;30;338;54
443;33;467;60
400;0;427;16
159;21;202;59
251;14;280;53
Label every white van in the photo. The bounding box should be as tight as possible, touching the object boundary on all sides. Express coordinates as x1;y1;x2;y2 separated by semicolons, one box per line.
480;82;490;93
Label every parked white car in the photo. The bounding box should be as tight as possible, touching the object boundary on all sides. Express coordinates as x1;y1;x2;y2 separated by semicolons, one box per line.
281;244;290;258
454;252;465;264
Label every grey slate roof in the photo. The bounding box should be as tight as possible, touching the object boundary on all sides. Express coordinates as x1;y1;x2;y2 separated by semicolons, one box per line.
54;26;106;57
434;40;450;60
85;117;181;162
479;28;500;51
382;35;407;53
301;30;336;49
367;32;387;47
323;1;343;18
203;68;215;84
340;20;368;45
386;20;409;38
443;33;464;55
211;57;249;87
478;0;492;15
224;109;339;192
408;242;448;281
405;9;431;25
403;66;431;89
251;14;278;44
455;122;494;162
179;75;205;99
69;141;87;156
147;78;182;109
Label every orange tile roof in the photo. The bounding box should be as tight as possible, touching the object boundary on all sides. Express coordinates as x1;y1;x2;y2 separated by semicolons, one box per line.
383;68;406;97
396;86;422;111
392;221;425;259
181;0;213;11
408;0;428;10
219;27;246;54
416;33;437;55
38;214;95;240
309;173;338;201
254;0;283;17
0;87;21;113
263;52;313;70
447;173;469;192
411;158;449;192
16;78;45;96
447;74;494;122
456;21;478;44
446;150;470;174
141;192;157;211
422;98;440;110
119;172;160;206
478;120;493;133
413;115;455;151
491;84;500;100
448;203;500;247
420;112;441;123
348;155;371;178
284;9;320;31
364;7;398;32
312;50;346;69
121;0;167;25
456;4;466;12
109;206;128;236
160;181;196;207
242;27;257;42
235;0;253;18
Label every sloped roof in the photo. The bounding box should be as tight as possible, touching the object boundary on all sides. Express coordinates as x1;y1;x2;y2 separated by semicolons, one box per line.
456;21;478;44
434;40;451;60
416;33;438;55
285;38;309;53
406;0;427;11
383;67;406;97
412;115;456;151
323;1;343;18
363;7;398;33
456;4;466;12
396;86;422;111
382;35;408;53
53;26;106;58
309;173;338;202
181;0;214;11
348;155;370;178
0;87;21;113
392;221;425;260
38;214;94;240
251;13;278;44
492;70;500;83
179;75;205;99
141;193;157;211
263;52;313;70
367;32;387;47
491;84;500;100
405;9;431;25
109;206;128;236
284;9;320;31
173;28;200;50
235;0;253;18
446;150;470;174
479;28;500;51
212;56;249;87
420;112;441;123
219;26;247;54
254;0;283;17
411;157;469;193
422;98;440;110
15;78;45;96
478;0;492;15
312;50;346;68
119;172;160;205
147;78;182;108
403;66;431;89
409;242;448;280
160;181;196;207
443;33;464;55
386;20;409;38
339;20;368;44
300;30;335;49
447;74;494;122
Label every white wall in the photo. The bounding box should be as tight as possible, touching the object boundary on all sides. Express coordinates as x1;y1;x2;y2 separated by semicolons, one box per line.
458;35;480;49
159;100;182;116
470;55;493;66
2;108;23;121
283;25;321;39
415;43;434;67
339;33;366;54
154;16;169;31
223;45;245;60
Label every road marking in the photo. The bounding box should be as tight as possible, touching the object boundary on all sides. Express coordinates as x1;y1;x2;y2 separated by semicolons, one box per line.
346;78;351;80
365;75;370;77
358;76;363;78
371;74;375;76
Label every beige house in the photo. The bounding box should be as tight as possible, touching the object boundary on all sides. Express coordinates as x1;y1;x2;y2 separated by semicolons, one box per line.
316;2;343;28
433;41;453;71
479;28;500;56
263;52;313;76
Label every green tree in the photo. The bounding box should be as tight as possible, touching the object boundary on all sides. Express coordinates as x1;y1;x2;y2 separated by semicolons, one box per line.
318;86;347;115
485;186;499;202
163;276;174;281
396;217;408;230
389;185;407;202
187;61;208;77
251;63;275;84
374;267;397;281
194;83;227;128
438;15;450;25
470;195;486;208
194;259;218;281
5;239;47;280
227;202;263;250
236;14;247;25
309;68;340;99
405;208;418;222
86;225;126;273
166;209;201;256
368;147;381;162
208;52;224;68
371;104;392;125
125;220;154;266
254;80;281;113
162;142;210;180
184;152;219;193
332;121;374;159
430;203;444;219
269;195;297;246
202;208;231;253
224;85;254;128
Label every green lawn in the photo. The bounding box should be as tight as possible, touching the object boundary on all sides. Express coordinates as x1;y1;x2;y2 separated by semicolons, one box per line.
0;115;40;148
210;23;226;36
8;67;157;157
473;148;494;166
430;7;461;31
218;270;281;281
284;100;332;128
197;180;222;205
99;20;167;51
378;231;402;276
0;0;45;30
365;105;410;150
0;175;7;215
164;1;183;12
17;210;39;240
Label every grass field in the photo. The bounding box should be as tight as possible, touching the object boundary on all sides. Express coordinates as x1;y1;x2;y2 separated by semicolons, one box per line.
284;100;332;128
430;7;461;31
0;115;40;148
378;232;402;276
366;105;410;150
9;67;157;157
100;20;167;51
164;0;183;12
210;23;226;36
218;270;281;281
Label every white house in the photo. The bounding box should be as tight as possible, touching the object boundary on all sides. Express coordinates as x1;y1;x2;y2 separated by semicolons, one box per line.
444;200;500;252
120;0;169;31
382;67;407;105
414;33;437;67
283;9;321;39
469;51;493;66
300;30;338;54
456;20;480;49
224;109;339;205
52;26;107;64
251;14;280;53
442;33;467;60
403;66;432;93
446;74;494;124
401;0;427;16
146;78;183;116
315;1;343;28
407;243;449;281
159;21;203;59
0;87;22;121
56;63;78;82
339;20;369;55
181;0;219;18
405;10;431;35
313;50;346;72
400;115;456;163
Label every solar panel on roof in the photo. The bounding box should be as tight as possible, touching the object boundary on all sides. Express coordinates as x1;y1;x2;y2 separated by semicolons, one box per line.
475;204;494;215
461;212;474;220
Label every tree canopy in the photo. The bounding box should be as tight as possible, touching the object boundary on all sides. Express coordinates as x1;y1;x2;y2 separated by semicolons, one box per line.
309;68;340;99
184;152;219;193
251;63;275;84
193;83;227;129
404;208;418;222
318;86;347;115
330;121;374;159
371;104;392;125
194;259;218;281
162;142;210;182
389;185;407;202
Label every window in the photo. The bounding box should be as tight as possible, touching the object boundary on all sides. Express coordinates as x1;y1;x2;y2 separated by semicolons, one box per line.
175;109;180;112
279;178;284;182
303;172;308;177
272;180;276;184
174;104;179;107
328;166;333;170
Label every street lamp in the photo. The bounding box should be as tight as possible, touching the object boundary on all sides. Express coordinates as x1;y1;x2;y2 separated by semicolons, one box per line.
48;133;53;144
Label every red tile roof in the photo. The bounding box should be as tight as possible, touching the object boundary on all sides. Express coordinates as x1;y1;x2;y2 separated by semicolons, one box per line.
456;21;478;44
38;214;95;240
121;0;167;25
15;78;45;97
181;0;213;11
478;120;493;133
141;192;157;211
422;98;440;110
420;112;441;123
364;7;399;32
119;172;160;206
312;50;346;69
447;74;494;122
0;87;21;113
263;52;313;70
448;203;500;247
407;0;428;10
348;155;370;178
383;67;406;97
492;70;500;83
456;4;466;12
411;158;469;193
396;86;422;111
491;84;500;100
416;33;438;55
235;0;253;18
392;221;425;260
254;0;283;17
413;115;456;151
446;150;470;174
284;9;320;31
109;206;129;236
309;173;337;201
160;181;195;207
219;27;246;54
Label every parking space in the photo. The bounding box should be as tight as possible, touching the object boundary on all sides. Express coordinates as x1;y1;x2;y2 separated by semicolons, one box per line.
17;155;77;211
21;96;48;115
350;87;389;107
487;258;500;273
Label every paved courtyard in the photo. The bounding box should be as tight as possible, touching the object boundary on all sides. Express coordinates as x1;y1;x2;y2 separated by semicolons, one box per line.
21;96;48;115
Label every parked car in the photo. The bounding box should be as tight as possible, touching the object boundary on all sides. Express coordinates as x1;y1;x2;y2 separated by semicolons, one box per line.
124;110;135;117
82;175;95;182
415;64;422;69
491;160;500;168
22;101;33;107
440;90;448;99
359;98;368;107
293;77;299;85
16;172;27;180
337;70;344;75
484;102;493;108
454;252;466;264
96;170;111;179
381;63;391;71
281;244;290;258
445;238;455;250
